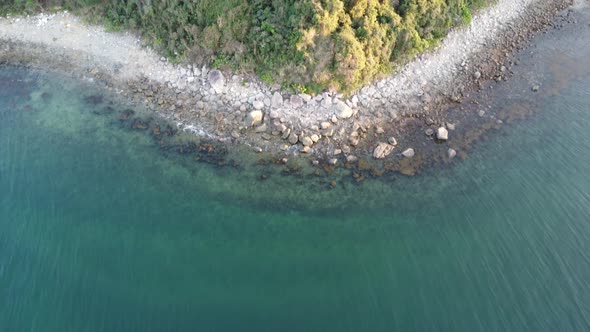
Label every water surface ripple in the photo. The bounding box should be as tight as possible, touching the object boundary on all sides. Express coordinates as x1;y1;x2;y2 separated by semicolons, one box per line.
1;6;590;332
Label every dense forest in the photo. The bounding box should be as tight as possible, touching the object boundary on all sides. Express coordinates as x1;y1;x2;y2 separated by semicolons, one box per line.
2;0;491;93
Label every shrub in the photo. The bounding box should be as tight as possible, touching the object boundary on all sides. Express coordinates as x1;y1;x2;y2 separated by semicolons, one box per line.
2;0;493;94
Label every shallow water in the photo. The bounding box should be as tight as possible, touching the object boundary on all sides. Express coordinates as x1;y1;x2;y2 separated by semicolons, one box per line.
2;7;590;332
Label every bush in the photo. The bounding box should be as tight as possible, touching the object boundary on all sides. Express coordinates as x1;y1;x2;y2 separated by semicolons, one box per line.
2;0;493;94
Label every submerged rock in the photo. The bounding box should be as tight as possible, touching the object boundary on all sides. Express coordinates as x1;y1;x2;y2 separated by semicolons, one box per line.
448;148;457;159
373;142;395;159
402;148;415;158
346;155;358;163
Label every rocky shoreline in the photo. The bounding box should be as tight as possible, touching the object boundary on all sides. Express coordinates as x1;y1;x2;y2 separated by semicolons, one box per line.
0;0;574;178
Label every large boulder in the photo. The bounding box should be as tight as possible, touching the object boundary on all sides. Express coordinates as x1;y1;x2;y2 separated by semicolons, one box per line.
246;110;264;127
288;132;299;145
252;100;264;110
207;70;225;93
271;92;283;108
290;95;304;109
300;136;314;147
373;143;395;159
437;127;449;141
333;100;353;119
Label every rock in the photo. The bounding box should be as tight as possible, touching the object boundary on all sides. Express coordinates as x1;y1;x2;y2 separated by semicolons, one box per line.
402;148;415;158
290;95;304;109
301;136;314;147
376;127;385;134
478;110;486;117
207;70;225;93
388;137;398;146
269;110;280;119
247;110;264;127
334;149;342;155
437;127;449;141
473;71;482;79
328;158;338;166
310;134;320;143
299;94;312;102
301;146;311;153
446;123;456;131
333;100;353;119
425;128;434;136
532;85;540;92
252;100;264;110
271;92;283;108
320;122;332;130
373;143;395;159
288;132;299;145
331;115;338;124
254;123;267;133
448;148;457;159
281;128;291;139
231;131;240;139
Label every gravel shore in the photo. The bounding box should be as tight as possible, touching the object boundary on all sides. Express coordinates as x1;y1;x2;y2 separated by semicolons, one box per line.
0;0;573;173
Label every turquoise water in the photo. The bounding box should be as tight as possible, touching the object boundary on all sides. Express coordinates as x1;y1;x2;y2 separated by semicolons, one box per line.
2;9;590;332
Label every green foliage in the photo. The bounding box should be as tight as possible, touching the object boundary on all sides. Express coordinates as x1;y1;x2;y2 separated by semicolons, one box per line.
3;0;493;94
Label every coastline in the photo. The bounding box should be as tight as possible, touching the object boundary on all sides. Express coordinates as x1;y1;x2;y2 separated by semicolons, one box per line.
0;0;573;177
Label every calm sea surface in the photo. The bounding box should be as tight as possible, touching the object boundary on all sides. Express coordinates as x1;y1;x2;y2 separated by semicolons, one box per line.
1;6;589;332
